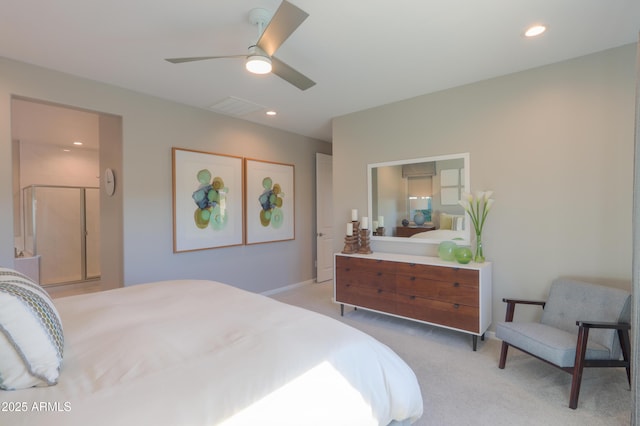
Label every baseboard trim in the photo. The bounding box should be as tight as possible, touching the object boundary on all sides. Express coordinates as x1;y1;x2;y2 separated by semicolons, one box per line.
260;279;315;296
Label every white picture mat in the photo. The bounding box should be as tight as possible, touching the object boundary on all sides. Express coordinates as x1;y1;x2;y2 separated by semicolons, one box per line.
173;148;243;252
245;159;295;244
440;169;459;186
441;187;460;205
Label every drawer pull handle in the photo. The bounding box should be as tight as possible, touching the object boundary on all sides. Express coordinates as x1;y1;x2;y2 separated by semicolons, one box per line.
453;282;460;287
453;303;460;309
377;272;383;276
410;295;416;300
410;276;416;281
345;268;351;272
377;289;383;294
409;263;416;267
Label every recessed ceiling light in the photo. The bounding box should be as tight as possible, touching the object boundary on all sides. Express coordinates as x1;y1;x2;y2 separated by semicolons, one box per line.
524;24;547;38
266;110;277;116
73;141;83;146
63;149;71;152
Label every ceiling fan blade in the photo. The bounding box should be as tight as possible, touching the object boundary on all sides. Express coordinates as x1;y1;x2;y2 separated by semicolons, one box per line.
256;0;308;57
165;55;246;64
271;56;315;91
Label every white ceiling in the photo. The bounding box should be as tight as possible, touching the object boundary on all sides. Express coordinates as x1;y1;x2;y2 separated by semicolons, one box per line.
2;0;639;143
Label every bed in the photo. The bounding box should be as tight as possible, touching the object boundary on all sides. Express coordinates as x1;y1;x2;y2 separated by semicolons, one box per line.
0;270;423;425
409;229;465;240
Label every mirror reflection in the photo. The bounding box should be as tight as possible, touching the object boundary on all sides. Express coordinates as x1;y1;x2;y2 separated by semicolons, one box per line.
368;153;470;244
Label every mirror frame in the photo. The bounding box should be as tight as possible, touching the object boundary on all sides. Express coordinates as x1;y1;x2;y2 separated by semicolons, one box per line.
367;152;471;245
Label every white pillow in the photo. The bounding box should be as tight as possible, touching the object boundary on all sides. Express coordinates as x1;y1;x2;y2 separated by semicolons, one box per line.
0;267;64;390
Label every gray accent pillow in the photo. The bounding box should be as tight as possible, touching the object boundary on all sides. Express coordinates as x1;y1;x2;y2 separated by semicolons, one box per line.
0;267;64;389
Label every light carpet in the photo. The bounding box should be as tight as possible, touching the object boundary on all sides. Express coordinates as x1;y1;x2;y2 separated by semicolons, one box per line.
270;281;631;426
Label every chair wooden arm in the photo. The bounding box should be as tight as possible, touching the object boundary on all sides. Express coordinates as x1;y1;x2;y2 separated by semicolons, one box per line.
502;298;546;306
502;298;546;322
576;321;631;330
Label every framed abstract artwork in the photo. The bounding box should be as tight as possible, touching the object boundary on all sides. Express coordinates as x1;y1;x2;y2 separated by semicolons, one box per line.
245;158;295;245
172;148;244;252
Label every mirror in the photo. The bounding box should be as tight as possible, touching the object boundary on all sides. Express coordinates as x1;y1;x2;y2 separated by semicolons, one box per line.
367;153;470;245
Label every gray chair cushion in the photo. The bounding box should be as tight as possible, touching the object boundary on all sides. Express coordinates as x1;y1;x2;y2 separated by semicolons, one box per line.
496;321;610;367
540;278;631;360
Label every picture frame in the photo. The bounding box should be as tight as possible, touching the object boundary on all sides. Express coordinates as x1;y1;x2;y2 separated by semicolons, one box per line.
245;158;295;245
172;148;244;252
440;168;462;205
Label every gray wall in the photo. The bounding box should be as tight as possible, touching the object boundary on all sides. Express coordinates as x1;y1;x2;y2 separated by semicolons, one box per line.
0;57;331;293
333;44;636;328
631;38;639;426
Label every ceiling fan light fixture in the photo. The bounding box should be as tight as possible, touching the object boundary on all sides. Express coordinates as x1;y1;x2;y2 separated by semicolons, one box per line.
246;55;272;74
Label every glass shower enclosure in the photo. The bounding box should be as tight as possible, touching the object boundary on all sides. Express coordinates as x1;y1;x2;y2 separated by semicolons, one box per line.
23;185;100;286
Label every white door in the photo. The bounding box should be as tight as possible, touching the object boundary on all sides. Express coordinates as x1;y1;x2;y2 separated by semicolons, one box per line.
316;153;333;282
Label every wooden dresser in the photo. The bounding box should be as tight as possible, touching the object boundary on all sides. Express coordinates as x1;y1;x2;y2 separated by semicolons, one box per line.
394;226;436;237
334;252;492;350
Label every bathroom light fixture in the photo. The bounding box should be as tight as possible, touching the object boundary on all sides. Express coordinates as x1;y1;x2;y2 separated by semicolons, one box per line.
266;110;277;116
73;141;83;145
524;24;547;38
246;55;272;74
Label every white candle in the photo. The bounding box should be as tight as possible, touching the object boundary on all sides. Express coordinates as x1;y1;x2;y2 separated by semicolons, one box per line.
361;216;368;229
351;209;358;221
378;216;384;227
347;222;353;236
372;220;379;229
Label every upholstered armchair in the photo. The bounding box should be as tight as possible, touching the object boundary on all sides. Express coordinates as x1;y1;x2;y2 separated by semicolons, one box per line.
496;278;631;409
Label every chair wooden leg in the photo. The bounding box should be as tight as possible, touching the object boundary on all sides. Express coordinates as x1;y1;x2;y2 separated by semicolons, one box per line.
569;326;590;409
498;342;509;369
618;328;632;386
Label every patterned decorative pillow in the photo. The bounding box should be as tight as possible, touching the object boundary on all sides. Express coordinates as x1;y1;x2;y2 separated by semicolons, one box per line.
0;267;64;390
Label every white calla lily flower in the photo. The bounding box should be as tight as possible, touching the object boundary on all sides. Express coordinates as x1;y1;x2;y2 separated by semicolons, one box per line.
461;189;494;262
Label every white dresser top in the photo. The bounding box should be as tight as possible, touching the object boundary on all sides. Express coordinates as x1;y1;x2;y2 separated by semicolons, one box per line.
335;251;491;271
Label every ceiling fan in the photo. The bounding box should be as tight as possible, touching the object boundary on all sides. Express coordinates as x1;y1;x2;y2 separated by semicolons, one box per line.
165;1;315;91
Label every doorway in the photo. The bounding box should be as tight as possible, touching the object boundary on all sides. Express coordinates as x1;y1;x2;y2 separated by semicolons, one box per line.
11;97;123;292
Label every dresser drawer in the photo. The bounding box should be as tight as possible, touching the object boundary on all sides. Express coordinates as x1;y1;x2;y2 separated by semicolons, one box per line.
395;275;478;307
336;281;398;314
336;256;396;274
335;256;396;290
335;267;395;291
396;295;479;333
396;262;478;285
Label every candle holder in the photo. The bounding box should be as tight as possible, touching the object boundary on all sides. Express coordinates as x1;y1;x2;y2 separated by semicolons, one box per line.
358;228;372;254
376;226;385;237
352;220;361;247
341;234;359;254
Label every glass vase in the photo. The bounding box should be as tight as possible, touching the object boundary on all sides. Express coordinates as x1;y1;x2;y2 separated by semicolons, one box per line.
474;232;485;263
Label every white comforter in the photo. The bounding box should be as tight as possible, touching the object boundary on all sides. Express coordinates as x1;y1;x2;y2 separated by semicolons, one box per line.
409;229;465;240
1;280;423;425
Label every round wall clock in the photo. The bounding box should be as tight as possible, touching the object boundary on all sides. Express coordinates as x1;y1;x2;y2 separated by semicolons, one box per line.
104;168;115;196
